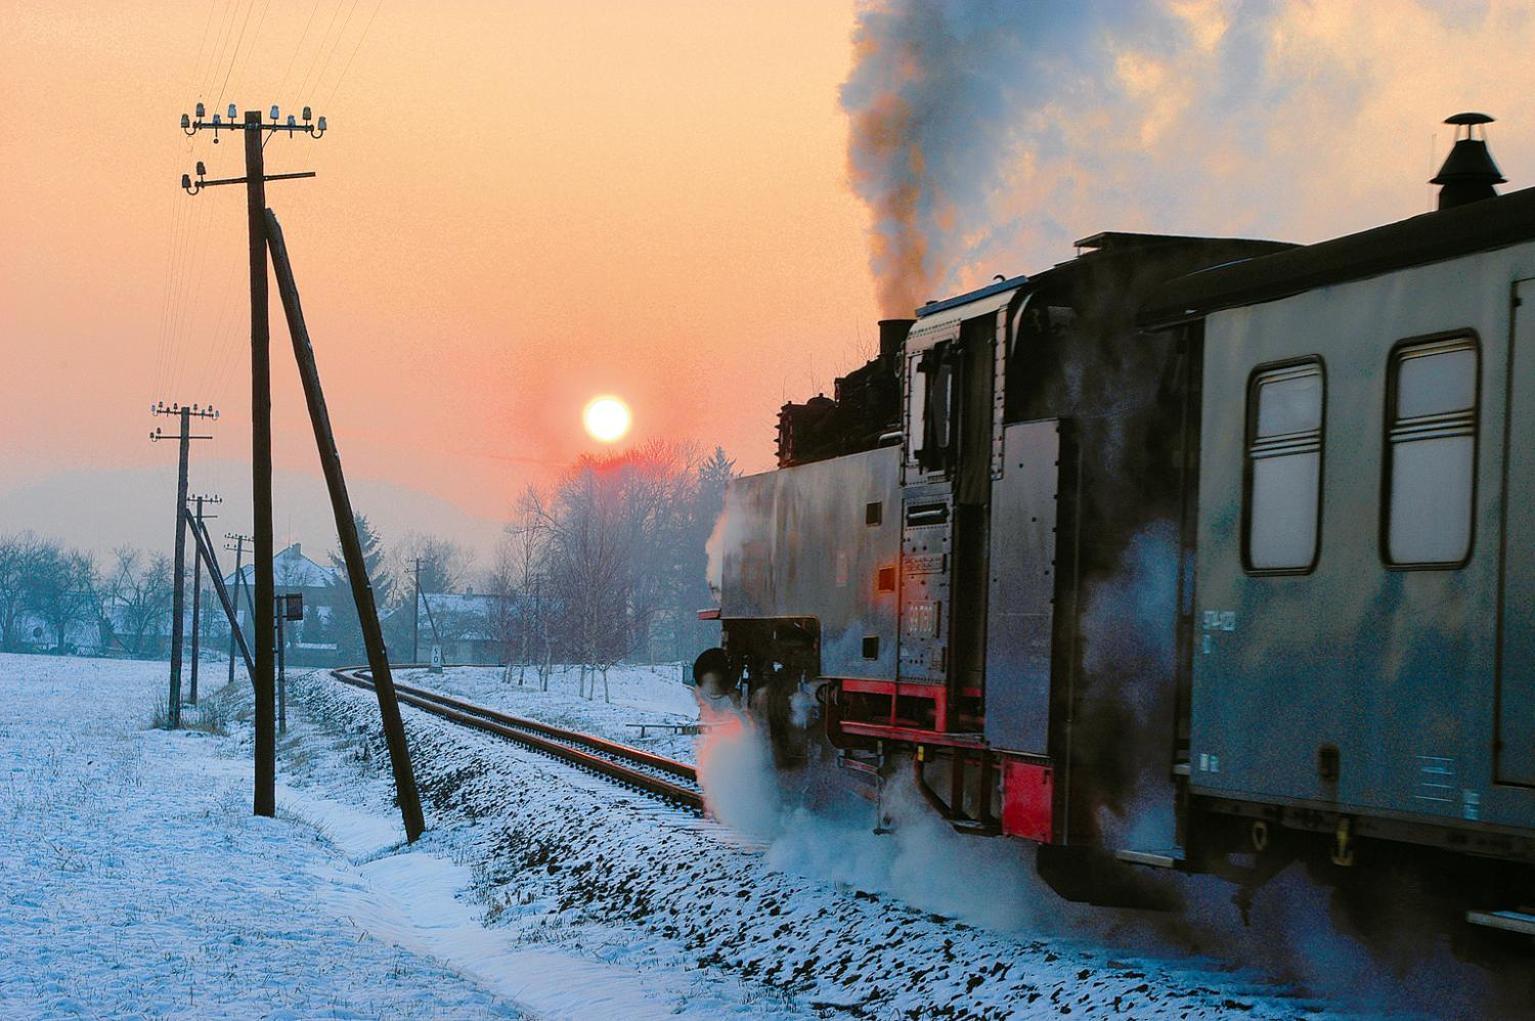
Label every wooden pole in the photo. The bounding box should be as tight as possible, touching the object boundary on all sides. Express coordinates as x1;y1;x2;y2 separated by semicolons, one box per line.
187;512;254;675
189;496;204;705
277;607;287;734
246;111;277;819
167;406;190;728
227;538;244;688
264;207;426;842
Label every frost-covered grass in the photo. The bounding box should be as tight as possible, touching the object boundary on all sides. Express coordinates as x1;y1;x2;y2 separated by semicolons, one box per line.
0;653;520;1019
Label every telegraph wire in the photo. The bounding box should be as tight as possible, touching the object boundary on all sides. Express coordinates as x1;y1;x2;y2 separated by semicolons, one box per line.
298;0;347;101
165;166;213;396
171;195;220;397
279;0;325;97
203;0;241;98
237;0;274;100
153;184;183;391
313;0;361;99
215;0;258;111
326;0;383;104
162;169;202;393
189;0;219;98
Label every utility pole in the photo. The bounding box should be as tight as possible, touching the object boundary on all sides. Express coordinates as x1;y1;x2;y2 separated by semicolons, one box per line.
150;401;217;729
186;493;221;705
224;532;252;690
276;598;287;734
413;555;443;664
181;101;323;818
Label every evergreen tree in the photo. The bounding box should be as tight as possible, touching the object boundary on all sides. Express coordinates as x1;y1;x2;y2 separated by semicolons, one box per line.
326;514;393;660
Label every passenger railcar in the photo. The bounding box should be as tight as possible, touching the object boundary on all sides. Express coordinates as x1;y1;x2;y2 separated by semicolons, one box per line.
698;117;1535;931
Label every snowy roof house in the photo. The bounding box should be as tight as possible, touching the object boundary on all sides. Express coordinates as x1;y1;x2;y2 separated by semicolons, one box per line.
224;542;339;591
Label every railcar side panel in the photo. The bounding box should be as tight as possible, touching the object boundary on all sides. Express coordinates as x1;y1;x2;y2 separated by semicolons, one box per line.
1498;277;1535;785
1193;240;1535;836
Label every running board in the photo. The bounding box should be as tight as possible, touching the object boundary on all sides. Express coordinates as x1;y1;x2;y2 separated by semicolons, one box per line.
1466;909;1535;936
1115;847;1186;870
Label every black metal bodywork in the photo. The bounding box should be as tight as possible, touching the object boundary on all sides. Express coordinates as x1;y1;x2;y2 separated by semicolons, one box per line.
710;190;1535;910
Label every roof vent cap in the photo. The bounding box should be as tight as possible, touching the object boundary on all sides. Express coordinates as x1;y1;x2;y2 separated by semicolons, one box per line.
1431;112;1505;209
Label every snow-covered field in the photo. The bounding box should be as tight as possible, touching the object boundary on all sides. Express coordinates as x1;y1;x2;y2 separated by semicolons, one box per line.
3;654;1526;1020
0;653;520;1019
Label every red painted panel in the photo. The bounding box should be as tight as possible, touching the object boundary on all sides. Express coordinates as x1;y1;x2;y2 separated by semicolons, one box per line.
1001;759;1054;843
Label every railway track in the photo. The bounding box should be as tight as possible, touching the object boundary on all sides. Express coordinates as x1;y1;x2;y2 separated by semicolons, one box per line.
330;667;705;813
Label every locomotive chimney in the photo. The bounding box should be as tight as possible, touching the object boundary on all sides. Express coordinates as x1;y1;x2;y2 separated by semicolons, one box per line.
1431;112;1505;209
877;318;914;363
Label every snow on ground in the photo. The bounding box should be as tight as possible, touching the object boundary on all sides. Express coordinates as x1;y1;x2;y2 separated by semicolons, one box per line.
6;655;1524;1020
0;653;520;1020
294;666;1519;1021
403;663;701;764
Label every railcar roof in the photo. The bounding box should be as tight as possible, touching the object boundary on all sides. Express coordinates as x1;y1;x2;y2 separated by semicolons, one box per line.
1142;184;1535;327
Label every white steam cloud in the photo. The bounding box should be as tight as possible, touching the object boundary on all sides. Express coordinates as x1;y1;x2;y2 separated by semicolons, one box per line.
694;705;1073;931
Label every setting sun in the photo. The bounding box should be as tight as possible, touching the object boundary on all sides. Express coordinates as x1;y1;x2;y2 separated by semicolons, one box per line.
582;395;633;444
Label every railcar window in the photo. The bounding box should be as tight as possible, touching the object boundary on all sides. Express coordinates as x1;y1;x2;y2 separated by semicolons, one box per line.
1385;339;1478;566
1245;362;1323;572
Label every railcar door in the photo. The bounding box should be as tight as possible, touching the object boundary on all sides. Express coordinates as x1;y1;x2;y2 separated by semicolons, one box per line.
1498;278;1535;785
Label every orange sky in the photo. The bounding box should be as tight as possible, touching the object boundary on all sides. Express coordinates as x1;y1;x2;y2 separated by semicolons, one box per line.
0;0;876;554
6;1;1535;561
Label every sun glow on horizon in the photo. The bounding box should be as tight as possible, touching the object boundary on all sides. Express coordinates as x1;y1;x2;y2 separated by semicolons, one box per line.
582;395;633;444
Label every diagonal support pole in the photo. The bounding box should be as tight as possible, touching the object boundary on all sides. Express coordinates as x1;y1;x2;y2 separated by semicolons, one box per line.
186;511;255;677
264;207;426;843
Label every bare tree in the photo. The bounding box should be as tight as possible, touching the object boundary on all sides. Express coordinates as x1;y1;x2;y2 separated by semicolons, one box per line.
536;467;631;701
25;542;98;653
0;533;40;652
102;548;174;658
499;497;553;685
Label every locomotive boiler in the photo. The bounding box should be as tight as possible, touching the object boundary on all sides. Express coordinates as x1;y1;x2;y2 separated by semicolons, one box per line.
697;115;1535;932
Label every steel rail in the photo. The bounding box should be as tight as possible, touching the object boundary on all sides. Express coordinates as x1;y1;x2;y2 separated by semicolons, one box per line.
330;667;704;812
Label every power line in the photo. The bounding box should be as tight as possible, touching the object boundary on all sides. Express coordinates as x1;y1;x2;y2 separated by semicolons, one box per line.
189;0;219;97
312;0;360;99
297;0;346;100
278;0;325;97
203;0;241;98
215;0;258;111
326;0;383;104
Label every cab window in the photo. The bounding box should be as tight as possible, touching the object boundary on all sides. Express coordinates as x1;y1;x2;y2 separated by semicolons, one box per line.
909;342;956;474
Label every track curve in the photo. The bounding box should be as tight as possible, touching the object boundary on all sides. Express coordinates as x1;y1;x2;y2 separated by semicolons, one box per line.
330;667;704;813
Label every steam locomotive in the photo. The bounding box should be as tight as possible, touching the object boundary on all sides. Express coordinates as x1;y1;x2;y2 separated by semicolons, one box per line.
697;115;1535;933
